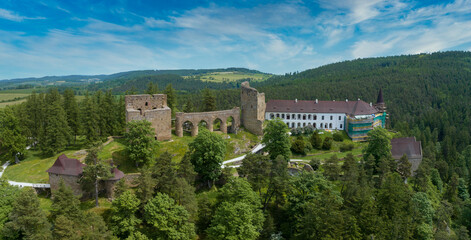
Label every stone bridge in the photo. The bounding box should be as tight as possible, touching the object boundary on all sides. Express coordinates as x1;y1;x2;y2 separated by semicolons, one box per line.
175;108;240;137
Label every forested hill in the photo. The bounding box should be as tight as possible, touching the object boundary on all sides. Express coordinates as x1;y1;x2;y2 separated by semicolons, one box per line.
248;51;471;152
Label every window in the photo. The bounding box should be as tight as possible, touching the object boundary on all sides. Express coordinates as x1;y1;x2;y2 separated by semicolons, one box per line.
322;116;324;120
320;123;323;128
287;114;290;120
297;122;301;127
292;114;296;119
303;123;306;127
329;123;332;128
308;115;311;120
298;114;301;119
292;122;295;128
303;114;306;120
313;123;316;128
340;124;343;129
270;113;274;119
276;113;280;118
339;116;342;120
281;114;285;119
314;115;317;120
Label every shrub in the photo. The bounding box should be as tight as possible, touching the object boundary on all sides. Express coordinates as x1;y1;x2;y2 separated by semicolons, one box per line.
310;131;322;150
332;132;344;142
322;137;333;150
291;136;306;155
290;128;302;136
309;158;321;171
303;125;315;135
339;143;354;152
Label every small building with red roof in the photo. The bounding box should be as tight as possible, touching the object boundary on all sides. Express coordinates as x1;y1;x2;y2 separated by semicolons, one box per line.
47;154;124;198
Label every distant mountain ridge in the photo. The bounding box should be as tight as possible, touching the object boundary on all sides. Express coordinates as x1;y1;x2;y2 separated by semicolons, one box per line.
0;68;268;88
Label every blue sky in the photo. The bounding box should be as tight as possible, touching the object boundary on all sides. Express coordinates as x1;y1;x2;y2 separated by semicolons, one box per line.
1;0;471;79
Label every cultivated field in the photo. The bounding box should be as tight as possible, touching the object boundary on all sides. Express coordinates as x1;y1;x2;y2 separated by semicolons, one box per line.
186;72;272;82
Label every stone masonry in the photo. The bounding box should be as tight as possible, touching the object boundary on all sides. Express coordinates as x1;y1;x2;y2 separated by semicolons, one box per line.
175;108;240;137
125;94;172;141
241;82;266;135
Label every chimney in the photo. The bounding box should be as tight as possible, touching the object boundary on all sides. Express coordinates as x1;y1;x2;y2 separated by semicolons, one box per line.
315;99;318;104
333;100;335;102
370;102;372;107
295;99;298;103
357;98;360;101
346;99;348;102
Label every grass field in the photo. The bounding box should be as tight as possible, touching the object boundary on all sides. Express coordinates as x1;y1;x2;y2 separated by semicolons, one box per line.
0;98;27;108
0;93;29;101
2;129;261;183
290;130;367;162
186;72;272;83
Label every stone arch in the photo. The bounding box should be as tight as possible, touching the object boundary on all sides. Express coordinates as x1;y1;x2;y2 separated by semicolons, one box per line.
213;118;223;131
198;120;209;130
226;116;234;133
183;121;194;136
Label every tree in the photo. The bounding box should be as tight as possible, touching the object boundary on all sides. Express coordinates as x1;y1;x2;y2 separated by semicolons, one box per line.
152;152;177;194
39;88;71;156
206;202;263;240
291;135;306;155
0;180;19;236
1;188;52;240
63;88;80;144
202;88;216;112
164;84;177;114
50;180;82;221
81;92;100;144
262;119;291;161
322;136;333;150
124;120;157;167
189;129;226;187
207;178;264;240
0;107;27;160
363;127;392;162
183;99;195;112
176;153;197;184
310;131;323;150
238;153;271;195
110;190;142;238
81;147;112;207
323;154;341;181
146;82;159;94
144;193;196;240
397;154;412;181
136;167;155;205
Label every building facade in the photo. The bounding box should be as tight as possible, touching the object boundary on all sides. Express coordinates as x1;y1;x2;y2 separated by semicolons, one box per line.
265;90;386;141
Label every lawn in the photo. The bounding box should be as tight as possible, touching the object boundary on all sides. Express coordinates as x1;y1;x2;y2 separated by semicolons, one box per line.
290;130;367;162
186;72;272;83
2;139;89;183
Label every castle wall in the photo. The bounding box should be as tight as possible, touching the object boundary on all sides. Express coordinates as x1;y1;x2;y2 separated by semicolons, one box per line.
175;108;240;137
125;94;172;141
49;173;83;196
241;82;265;135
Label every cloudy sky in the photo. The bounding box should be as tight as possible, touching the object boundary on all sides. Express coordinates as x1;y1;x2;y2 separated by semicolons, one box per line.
1;0;471;79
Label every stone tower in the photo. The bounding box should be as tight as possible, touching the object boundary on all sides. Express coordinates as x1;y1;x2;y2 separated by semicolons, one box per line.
241;82;265;135
125;94;171;141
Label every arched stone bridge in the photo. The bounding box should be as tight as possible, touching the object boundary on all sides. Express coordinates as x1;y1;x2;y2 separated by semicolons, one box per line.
175;108;240;137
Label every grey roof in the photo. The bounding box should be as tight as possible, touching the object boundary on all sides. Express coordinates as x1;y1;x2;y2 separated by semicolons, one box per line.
391;137;422;159
266;99;378;116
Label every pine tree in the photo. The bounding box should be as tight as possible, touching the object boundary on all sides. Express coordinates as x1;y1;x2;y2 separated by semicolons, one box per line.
184;99;195;112
81;147;112;207
50;180;82;221
310;131;323;150
63;88;80;144
397;154;412;181
1;188;52;239
39;89;71;156
164;84;177;114
202;89;216;112
146;82;159;94
81;92;100;145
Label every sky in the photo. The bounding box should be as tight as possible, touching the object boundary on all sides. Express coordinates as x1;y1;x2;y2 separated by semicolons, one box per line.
1;0;471;80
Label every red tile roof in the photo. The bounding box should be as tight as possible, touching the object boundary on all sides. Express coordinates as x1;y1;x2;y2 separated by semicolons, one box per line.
46;154;86;176
391;137;422;159
266;99;378;116
109;167;125;180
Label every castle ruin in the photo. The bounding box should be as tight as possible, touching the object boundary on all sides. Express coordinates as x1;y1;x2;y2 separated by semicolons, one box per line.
125;94;172;141
241;82;266;135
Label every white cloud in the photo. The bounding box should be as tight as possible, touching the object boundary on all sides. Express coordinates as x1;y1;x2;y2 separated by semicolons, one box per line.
0;8;45;22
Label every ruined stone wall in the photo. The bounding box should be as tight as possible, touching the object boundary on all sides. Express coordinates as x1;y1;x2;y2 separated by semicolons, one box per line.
49;173;83;196
240;82;265;135
175;108;240;137
125;94;171;141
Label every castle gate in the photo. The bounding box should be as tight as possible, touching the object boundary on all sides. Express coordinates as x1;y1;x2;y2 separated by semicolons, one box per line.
175;108;240;137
